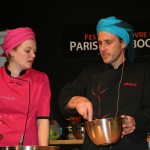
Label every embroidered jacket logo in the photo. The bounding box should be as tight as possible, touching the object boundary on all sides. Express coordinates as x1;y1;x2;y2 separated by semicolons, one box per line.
124;82;137;87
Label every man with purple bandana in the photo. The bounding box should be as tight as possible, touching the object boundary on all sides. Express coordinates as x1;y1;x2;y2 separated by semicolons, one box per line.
58;16;150;150
0;27;51;146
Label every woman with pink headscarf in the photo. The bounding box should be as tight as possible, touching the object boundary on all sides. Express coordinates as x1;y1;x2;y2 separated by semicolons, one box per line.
0;27;51;146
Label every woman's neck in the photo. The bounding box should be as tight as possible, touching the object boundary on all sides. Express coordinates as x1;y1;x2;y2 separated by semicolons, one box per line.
7;64;22;77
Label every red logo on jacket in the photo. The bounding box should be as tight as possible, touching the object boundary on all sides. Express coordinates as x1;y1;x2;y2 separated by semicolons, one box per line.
124;82;137;87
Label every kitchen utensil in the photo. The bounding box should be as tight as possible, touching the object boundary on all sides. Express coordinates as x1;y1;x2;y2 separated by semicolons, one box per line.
72;124;85;139
84;117;123;145
0;146;60;150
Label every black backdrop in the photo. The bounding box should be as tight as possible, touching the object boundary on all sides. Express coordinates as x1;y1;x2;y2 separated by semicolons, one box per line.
1;1;150;127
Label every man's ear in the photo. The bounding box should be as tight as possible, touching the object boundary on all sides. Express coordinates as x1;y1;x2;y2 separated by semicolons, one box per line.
121;41;127;49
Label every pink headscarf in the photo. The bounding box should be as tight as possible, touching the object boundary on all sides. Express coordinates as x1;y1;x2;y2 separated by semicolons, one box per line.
2;27;35;56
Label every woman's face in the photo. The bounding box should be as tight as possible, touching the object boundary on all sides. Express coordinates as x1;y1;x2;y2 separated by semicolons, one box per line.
10;39;37;70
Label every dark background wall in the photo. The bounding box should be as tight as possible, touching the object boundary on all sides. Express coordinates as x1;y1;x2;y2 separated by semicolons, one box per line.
1;1;150;127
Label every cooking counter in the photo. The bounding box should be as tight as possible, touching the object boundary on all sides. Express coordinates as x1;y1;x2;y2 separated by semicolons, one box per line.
49;139;83;150
49;137;150;145
49;138;150;150
49;139;83;145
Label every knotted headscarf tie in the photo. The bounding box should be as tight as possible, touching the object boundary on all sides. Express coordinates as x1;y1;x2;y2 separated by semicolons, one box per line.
96;16;136;63
2;27;35;56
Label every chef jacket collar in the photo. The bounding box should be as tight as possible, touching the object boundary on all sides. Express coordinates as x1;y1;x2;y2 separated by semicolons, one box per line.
5;65;26;76
105;59;130;70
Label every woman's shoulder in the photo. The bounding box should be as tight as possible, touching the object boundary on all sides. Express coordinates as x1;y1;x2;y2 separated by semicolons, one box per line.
28;68;49;79
0;66;5;72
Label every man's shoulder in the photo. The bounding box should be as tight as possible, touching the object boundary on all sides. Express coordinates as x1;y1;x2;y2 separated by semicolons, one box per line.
84;63;104;70
131;61;150;68
81;64;105;75
129;62;150;74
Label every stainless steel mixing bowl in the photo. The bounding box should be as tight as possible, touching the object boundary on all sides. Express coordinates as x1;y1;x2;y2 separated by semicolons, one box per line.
84;117;123;145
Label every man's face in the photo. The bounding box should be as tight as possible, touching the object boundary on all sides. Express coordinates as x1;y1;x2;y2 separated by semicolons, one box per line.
97;31;126;69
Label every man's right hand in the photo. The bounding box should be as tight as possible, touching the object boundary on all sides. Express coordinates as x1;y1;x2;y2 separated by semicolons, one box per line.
67;96;93;121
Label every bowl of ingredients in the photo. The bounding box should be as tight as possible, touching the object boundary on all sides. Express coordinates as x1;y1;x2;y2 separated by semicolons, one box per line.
84;117;123;145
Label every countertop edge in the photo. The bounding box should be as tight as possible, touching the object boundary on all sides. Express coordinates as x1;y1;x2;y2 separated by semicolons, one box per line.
49;137;150;145
49;139;83;145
